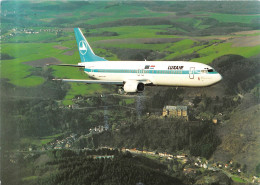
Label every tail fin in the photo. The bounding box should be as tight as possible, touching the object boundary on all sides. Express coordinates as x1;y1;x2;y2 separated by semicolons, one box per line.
74;28;107;62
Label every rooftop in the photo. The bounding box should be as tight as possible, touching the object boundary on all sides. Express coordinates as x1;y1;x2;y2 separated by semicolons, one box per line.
164;105;187;110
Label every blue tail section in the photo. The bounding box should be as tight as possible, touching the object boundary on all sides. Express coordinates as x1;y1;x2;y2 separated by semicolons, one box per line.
74;28;107;62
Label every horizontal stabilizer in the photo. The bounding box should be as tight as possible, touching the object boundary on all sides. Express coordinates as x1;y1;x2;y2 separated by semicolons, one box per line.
53;79;124;85
46;64;85;68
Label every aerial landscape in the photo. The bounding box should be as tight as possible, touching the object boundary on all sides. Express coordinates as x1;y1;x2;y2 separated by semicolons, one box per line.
1;1;260;184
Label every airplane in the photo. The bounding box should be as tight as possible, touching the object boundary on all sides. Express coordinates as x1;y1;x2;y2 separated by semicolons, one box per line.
53;28;222;93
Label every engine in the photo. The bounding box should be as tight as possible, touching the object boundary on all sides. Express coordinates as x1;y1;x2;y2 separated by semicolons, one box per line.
123;81;145;93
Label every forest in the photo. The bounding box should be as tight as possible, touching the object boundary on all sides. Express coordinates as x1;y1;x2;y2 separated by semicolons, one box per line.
3;149;184;185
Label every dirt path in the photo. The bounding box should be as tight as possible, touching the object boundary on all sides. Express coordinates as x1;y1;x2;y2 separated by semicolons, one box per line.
53;45;70;50
231;35;260;47
24;57;61;67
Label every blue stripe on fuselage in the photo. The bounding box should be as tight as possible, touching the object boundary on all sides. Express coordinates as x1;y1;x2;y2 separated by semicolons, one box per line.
84;68;218;74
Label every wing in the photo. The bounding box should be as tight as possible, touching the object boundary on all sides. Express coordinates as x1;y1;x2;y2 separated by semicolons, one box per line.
53;79;153;85
53;79;124;85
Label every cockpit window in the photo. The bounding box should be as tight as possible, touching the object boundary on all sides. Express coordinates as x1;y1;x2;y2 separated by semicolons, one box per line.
201;70;208;73
208;69;214;72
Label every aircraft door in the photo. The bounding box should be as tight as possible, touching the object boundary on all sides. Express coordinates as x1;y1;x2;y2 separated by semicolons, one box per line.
137;69;144;76
189;67;195;79
90;68;95;77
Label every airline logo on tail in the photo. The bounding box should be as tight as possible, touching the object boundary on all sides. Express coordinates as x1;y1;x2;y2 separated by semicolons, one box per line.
74;28;107;62
79;40;88;55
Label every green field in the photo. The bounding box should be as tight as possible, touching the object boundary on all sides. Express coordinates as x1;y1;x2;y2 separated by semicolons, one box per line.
89;25;175;41
40;133;64;145
231;176;247;183
22;176;38;182
20;133;63;147
63;83;107;105
209;13;259;24
193;43;260;63
85;4;171;25
8;32;57;43
120;98;135;105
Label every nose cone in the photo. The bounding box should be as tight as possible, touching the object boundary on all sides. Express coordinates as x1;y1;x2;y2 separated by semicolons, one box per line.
216;73;222;83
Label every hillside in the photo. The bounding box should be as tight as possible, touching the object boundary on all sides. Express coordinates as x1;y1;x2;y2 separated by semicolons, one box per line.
3;149;184;185
213;92;260;173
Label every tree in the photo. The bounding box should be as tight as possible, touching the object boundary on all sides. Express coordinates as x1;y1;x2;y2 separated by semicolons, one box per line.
242;164;247;173
256;163;260;176
193;96;201;107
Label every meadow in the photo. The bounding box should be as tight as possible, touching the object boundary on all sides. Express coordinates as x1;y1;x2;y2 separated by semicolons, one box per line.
208;12;259;24
20;133;63;148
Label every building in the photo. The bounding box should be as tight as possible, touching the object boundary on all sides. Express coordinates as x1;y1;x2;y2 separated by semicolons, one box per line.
163;105;188;120
176;154;187;158
93;155;114;159
212;118;218;124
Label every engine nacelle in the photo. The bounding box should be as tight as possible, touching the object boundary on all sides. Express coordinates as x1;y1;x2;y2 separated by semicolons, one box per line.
123;81;145;93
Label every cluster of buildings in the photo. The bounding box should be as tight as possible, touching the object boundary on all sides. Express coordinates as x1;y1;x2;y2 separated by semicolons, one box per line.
42;134;77;150
194;157;211;170
89;125;108;134
121;148;189;164
2;10;16;17
118;147;255;183
92;155;114;159
162;105;221;124
252;176;260;184
162;105;188;121
2;28;62;41
21;29;39;34
210;160;245;175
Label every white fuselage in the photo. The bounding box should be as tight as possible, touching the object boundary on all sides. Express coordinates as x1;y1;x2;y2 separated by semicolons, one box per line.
79;61;222;87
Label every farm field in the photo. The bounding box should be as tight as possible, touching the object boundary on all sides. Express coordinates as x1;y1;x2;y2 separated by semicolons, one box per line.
20;133;63;147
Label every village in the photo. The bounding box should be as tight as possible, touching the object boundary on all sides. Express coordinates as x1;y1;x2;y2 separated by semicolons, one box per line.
17;101;255;183
5;93;255;183
41;133;77;151
18;131;258;184
1;28;63;41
